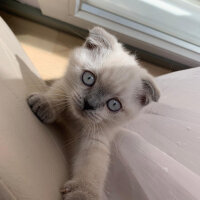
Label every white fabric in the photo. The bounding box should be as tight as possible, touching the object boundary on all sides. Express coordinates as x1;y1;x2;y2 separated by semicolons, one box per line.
107;69;200;200
0;17;199;200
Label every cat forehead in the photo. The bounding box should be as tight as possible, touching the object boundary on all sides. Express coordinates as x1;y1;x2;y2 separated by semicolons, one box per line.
101;68;141;97
71;46;142;92
72;45;138;70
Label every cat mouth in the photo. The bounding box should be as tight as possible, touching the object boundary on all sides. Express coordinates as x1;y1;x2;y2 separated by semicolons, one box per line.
75;104;98;122
72;97;99;122
74;102;91;117
79;107;93;118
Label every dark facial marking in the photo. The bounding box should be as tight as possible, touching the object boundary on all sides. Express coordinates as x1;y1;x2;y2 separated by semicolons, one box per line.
86;41;97;50
83;98;96;110
142;79;160;102
139;95;149;106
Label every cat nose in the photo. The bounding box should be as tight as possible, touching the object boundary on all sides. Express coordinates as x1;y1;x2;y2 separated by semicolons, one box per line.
83;99;95;110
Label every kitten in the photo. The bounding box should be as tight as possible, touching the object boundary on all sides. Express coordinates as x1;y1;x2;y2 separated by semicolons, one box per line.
27;27;160;200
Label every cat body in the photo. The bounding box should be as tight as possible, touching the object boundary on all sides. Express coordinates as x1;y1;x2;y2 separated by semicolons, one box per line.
27;27;160;200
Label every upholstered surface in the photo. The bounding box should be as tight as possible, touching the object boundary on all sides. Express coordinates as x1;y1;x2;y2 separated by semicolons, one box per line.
0;18;68;200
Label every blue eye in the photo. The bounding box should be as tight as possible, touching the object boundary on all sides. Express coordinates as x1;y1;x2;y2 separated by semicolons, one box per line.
82;71;96;86
107;98;122;112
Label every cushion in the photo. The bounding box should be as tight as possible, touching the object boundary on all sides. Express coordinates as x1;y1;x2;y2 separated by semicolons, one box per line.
0;17;68;200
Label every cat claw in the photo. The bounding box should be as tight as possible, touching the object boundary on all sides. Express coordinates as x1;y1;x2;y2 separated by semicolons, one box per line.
61;180;98;200
60;187;72;194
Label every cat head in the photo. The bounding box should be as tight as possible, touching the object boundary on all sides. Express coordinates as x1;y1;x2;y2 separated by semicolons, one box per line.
65;27;160;128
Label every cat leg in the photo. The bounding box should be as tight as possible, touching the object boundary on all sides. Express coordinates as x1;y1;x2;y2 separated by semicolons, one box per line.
27;79;67;123
61;137;110;200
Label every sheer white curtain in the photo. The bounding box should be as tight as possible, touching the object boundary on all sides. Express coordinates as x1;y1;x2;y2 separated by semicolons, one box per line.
105;68;200;200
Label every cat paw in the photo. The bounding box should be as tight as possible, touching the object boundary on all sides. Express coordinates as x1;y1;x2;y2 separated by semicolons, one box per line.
61;180;98;200
27;93;56;123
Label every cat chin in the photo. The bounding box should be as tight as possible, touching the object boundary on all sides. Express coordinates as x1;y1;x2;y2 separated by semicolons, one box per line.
79;112;101;124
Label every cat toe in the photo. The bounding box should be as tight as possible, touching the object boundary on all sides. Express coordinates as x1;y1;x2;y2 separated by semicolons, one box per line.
27;93;55;123
27;93;40;108
61;180;98;200
63;191;88;200
61;180;79;194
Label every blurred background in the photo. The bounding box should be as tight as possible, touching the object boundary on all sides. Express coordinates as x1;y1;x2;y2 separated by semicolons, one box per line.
0;0;199;79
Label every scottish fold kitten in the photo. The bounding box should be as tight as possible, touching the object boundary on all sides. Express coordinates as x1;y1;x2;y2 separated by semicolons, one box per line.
27;27;160;200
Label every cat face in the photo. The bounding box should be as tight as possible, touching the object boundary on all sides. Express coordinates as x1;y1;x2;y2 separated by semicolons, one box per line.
65;27;160;127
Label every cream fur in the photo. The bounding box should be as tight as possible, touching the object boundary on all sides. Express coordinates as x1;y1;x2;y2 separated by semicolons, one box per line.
27;27;160;200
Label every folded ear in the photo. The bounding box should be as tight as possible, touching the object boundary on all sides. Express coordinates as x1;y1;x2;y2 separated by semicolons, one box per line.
139;74;160;106
84;27;117;50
